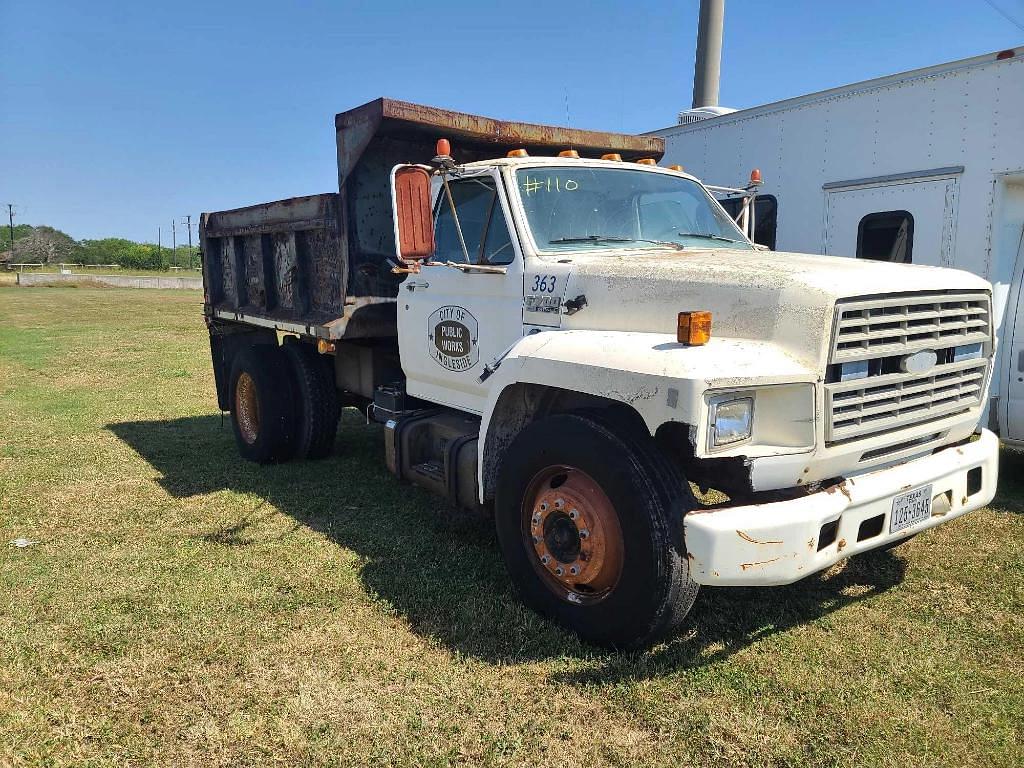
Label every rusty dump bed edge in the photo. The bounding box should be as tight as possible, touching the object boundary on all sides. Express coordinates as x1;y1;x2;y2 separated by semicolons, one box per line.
200;97;664;341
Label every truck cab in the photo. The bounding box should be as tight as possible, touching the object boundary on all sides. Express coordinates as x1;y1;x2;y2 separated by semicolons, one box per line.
201;99;999;649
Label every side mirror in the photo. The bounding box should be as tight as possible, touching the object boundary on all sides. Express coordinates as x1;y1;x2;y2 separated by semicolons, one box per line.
391;165;434;262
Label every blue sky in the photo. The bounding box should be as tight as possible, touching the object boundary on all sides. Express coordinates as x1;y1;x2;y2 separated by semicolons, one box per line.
1;0;1021;243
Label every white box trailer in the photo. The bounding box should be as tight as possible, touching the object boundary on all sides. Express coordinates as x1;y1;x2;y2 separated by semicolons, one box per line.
650;46;1024;445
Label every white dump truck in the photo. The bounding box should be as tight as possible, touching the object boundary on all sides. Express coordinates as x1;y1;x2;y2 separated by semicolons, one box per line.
200;99;999;648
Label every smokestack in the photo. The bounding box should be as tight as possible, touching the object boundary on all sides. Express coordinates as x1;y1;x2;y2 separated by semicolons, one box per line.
692;0;724;109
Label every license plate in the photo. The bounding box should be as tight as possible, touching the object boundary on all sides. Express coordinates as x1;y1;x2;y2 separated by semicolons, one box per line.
889;484;932;534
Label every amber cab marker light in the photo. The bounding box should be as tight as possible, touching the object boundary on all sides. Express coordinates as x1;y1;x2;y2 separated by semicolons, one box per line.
317;339;337;355
558;149;580;158
507;148;529;158
636;158;656;165
677;311;712;345
668;164;684;171
600;153;622;161
436;138;451;157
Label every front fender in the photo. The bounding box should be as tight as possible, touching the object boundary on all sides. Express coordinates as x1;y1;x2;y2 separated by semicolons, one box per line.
477;329;816;500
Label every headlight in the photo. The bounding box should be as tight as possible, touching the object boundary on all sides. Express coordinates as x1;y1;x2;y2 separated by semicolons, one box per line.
711;396;754;447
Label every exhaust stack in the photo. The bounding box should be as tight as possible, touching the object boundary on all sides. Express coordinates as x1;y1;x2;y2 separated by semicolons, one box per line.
691;0;724;109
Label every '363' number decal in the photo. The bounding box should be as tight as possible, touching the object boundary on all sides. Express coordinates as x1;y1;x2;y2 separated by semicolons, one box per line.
532;274;557;293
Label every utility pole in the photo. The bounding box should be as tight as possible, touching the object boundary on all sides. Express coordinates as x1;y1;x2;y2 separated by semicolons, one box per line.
158;226;162;262
171;220;176;268
183;215;193;269
7;204;15;261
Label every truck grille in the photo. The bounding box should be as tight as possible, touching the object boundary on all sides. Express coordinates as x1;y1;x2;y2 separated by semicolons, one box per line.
825;292;990;445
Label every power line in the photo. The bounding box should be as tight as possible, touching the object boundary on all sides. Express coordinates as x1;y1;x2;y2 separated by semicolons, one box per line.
981;0;1024;33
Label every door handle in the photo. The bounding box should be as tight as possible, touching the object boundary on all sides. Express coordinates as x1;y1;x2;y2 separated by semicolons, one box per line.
1018;350;1024;373
405;280;430;292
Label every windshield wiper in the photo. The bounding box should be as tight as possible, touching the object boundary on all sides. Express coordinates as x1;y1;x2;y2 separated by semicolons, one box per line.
550;235;685;250
677;232;746;244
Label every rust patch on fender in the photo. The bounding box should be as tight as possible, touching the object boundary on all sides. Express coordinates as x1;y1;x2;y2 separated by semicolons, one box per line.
837;538;847;552
737;530;783;545
825;481;852;501
740;557;781;571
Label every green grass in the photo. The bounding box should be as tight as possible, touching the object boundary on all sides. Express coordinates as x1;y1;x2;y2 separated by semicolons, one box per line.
6;266;199;277
1;286;1022;767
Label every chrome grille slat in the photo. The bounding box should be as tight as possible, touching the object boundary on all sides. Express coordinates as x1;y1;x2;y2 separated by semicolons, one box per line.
825;292;991;446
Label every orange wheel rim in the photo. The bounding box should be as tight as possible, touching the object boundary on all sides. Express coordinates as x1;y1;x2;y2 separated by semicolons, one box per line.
522;465;623;604
235;372;260;445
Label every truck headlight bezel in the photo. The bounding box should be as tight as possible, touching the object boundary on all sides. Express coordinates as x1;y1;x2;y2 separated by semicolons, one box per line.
709;395;754;449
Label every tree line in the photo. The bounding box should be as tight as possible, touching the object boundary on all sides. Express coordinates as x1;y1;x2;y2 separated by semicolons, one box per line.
1;224;199;270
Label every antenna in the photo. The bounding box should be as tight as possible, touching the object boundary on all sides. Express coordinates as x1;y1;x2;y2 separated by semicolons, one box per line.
564;88;574;150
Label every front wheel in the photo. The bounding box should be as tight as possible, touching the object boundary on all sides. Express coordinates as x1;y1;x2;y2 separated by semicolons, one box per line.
495;413;699;649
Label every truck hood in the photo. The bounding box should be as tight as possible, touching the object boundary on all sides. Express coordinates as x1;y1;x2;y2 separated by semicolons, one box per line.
557;248;991;371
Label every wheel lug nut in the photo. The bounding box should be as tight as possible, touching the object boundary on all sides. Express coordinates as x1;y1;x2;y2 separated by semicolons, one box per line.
532;514;541;525
555;566;564;576
555;498;564;509
540;502;548;511
532;535;540;543
569;509;579;520
580;529;590;539
570;565;579;575
540;555;550;564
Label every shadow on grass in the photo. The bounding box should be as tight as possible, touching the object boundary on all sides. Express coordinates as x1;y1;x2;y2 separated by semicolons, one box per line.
994;446;1024;513
108;413;907;669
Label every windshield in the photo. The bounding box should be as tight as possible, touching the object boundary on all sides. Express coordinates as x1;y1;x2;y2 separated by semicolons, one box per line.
514;166;753;252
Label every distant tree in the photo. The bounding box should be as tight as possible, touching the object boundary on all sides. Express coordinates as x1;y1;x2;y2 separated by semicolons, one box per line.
2;226;80;264
0;223;35;252
2;224;187;271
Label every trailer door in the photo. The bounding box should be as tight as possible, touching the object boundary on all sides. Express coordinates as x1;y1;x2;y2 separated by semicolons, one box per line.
824;174;960;267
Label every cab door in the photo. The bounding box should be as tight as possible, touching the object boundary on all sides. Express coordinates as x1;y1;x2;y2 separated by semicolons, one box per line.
397;170;523;415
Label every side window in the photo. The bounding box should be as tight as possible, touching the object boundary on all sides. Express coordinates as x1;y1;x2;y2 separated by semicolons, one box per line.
719;194;778;249
857;210;913;263
434;178;515;265
481;204;514;265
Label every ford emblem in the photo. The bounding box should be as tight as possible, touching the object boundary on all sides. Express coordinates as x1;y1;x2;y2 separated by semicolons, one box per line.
901;349;938;374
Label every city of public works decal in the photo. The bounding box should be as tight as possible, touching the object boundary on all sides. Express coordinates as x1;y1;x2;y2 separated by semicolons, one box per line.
428;305;479;372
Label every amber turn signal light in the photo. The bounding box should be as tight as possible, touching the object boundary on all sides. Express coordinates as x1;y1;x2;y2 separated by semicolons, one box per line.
677;311;712;345
507;148;529;157
317;339;336;355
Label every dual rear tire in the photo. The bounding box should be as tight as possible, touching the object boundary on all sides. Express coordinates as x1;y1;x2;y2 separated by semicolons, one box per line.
228;342;339;464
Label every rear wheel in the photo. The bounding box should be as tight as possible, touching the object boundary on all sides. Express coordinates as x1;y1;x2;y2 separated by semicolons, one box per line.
283;342;340;460
228;345;296;463
495;413;699;649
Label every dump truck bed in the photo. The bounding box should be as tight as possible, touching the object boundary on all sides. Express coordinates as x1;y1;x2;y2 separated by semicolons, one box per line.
200;98;665;341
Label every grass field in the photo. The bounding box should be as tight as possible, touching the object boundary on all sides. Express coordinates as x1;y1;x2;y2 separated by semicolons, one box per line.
1;286;1022;767
4;267;199;280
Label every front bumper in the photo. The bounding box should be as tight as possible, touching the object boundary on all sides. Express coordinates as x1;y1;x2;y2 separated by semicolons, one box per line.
684;429;999;586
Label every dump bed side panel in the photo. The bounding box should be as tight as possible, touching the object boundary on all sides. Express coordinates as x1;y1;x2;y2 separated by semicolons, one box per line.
201;193;393;339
